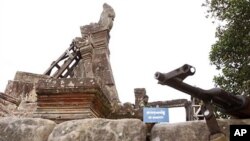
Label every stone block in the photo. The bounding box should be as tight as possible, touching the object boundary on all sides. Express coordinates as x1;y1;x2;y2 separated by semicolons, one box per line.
5;71;50;102
2;71;50;118
4;80;33;101
151;119;250;141
14;71;50;83
48;118;146;141
34;78;112;123
0;117;56;141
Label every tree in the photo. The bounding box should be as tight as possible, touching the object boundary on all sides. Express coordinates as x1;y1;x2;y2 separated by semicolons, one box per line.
204;0;250;118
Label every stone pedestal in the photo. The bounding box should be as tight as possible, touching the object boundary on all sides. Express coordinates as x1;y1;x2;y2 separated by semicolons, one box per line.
34;78;112;123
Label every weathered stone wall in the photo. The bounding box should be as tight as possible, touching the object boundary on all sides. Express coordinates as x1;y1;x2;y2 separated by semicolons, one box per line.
0;117;146;141
1;71;51;117
5;71;50;102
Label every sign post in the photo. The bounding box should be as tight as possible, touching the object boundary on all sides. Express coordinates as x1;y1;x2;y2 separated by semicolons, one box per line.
143;107;169;123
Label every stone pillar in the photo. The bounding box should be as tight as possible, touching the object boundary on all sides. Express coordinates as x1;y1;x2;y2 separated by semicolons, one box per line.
79;2;116;87
79;42;94;78
91;29;121;109
91;30;113;84
73;37;94;78
79;26;120;108
74;3;120;111
134;88;148;109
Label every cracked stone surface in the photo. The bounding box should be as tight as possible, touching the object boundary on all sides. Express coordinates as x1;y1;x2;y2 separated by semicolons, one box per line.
0;117;56;141
48;118;146;141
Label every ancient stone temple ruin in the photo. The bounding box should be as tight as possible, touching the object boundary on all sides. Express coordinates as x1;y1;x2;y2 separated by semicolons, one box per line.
1;3;118;122
1;3;249;141
1;3;121;120
0;2;192;123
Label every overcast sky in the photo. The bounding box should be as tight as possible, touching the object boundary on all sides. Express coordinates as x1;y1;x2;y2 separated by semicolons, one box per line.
0;0;218;122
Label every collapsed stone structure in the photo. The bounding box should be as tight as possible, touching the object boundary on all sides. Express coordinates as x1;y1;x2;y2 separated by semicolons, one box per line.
1;3;120;122
0;3;192;122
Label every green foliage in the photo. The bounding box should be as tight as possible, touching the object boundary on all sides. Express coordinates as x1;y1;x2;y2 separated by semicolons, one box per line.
204;0;250;118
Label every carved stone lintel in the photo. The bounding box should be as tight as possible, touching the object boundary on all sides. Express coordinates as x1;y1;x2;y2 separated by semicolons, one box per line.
80;45;93;60
80;28;110;54
91;30;110;52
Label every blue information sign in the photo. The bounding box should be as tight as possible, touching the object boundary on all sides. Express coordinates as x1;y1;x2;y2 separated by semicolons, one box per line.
143;107;169;123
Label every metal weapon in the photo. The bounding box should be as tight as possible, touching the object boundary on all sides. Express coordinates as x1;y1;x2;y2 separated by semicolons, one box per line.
155;64;250;119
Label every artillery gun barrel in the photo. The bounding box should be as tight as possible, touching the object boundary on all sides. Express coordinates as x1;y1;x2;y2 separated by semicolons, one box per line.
155;64;250;118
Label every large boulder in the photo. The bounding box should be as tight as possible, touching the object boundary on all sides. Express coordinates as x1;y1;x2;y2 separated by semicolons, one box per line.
0;117;56;141
151;119;250;141
48;118;146;141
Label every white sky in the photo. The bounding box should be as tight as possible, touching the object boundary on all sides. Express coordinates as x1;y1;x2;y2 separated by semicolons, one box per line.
0;0;218;122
